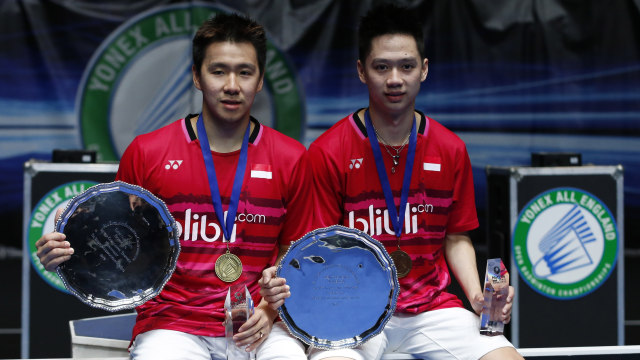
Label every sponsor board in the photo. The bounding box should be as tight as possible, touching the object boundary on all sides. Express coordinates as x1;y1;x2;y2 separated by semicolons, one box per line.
512;187;618;300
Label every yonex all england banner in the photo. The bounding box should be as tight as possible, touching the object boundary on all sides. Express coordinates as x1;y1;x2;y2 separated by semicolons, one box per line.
2;1;639;221
2;2;640;357
487;166;623;348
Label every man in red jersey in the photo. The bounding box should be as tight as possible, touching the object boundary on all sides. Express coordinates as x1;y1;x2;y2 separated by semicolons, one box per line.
261;4;524;360
35;13;309;360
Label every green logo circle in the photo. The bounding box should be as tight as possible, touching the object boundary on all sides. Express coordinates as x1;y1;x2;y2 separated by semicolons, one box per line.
77;3;304;161
512;187;618;299
27;181;98;292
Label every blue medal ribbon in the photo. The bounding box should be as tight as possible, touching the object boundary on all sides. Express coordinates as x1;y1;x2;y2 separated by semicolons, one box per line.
364;110;417;238
196;113;250;242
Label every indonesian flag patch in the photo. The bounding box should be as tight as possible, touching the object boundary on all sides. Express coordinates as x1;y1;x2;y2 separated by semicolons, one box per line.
423;156;441;172
251;164;272;179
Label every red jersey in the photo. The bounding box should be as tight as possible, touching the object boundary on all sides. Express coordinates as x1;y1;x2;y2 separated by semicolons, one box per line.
116;116;312;339
309;110;478;314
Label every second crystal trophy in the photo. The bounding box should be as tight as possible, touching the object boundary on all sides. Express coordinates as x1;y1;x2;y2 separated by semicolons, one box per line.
224;285;255;360
479;258;509;336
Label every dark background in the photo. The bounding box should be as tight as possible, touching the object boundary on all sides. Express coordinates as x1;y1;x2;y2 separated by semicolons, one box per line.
1;0;639;358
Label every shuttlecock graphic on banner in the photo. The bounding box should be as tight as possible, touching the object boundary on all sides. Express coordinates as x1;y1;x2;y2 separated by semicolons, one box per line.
533;205;596;278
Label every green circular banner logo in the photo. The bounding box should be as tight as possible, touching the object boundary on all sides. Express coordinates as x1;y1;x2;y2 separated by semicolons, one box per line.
27;181;97;292
77;3;304;161
512;187;618;300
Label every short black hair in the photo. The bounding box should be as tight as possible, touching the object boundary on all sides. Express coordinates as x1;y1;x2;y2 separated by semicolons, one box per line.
358;4;425;62
192;12;267;75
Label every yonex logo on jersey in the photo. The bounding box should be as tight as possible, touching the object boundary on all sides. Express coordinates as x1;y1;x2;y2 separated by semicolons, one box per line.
349;158;363;170
347;202;435;236
165;160;183;170
176;208;267;242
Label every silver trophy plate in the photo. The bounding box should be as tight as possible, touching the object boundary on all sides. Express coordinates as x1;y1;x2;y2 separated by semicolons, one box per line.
277;225;399;349
55;181;180;312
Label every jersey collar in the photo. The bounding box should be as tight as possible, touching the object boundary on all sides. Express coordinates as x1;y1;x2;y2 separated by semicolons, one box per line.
352;108;427;139
185;113;261;144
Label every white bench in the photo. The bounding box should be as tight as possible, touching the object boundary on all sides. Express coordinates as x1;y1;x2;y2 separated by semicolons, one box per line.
69;315;640;359
69;314;421;358
69;313;134;358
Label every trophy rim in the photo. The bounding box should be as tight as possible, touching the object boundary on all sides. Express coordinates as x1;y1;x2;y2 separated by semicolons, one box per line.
276;225;399;349
55;180;180;312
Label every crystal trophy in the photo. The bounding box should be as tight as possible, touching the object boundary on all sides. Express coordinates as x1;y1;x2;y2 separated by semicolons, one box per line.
480;258;509;336
225;285;255;360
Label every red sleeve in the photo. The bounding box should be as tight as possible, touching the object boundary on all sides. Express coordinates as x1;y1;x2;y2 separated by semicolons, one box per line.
115;136;145;187
308;142;344;229
279;150;315;242
447;143;479;233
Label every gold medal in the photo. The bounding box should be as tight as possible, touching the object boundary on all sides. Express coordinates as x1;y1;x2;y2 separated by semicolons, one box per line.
390;249;412;278
215;250;243;282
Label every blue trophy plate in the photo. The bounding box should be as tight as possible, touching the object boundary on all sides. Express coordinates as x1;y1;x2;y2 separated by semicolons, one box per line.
277;225;399;349
55;181;180;312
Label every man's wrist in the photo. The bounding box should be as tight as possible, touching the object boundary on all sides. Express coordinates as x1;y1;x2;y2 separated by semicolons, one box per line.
258;301;278;322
